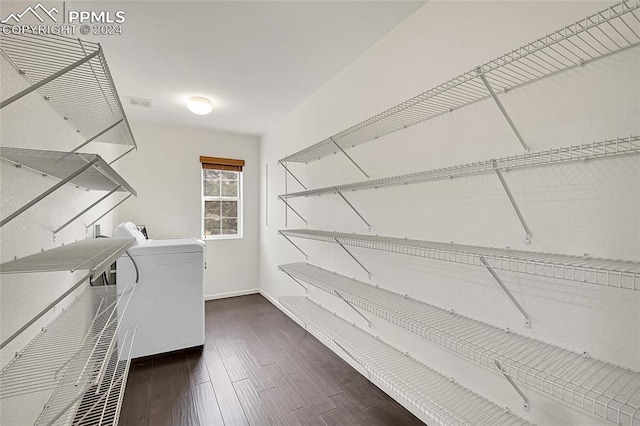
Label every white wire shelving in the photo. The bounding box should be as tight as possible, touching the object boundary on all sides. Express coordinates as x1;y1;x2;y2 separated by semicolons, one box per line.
280;262;640;425
0;147;137;194
0;32;136;148
279;0;640;164
57;328;136;426
279;296;533;426
279;229;640;290
0;237;135;281
0;147;138;229
0;285;136;426
280;136;640;199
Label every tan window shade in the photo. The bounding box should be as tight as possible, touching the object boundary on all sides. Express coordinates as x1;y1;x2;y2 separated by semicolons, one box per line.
200;156;245;171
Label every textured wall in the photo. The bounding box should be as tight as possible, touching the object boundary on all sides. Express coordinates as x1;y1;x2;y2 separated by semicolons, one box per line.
259;2;640;424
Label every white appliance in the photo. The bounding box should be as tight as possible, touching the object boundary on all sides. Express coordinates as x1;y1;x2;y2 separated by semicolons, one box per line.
114;222;205;359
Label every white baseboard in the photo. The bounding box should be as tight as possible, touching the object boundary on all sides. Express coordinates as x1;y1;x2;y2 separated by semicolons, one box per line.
204;288;259;301
258;288;279;306
259;289;307;329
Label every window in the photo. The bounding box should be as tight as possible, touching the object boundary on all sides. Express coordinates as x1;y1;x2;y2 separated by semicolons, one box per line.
201;156;244;239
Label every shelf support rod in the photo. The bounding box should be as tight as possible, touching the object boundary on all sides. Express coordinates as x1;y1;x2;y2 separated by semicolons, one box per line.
334;238;371;278
0;272;92;351
493;161;531;243
477;69;529;152
0;49;102;109
495;360;530;410
333;339;370;378
53;185;122;238
278;197;307;225
0;157;100;228
95;284;137;393
43;382;96;426
284;159;288;227
336;191;371;230
279;233;308;259
279;268;308;293
480;257;530;328
334;290;371;328
108;146;136;165
278;162;307;190
86;193;132;231
330;137;369;179
63;119;124;159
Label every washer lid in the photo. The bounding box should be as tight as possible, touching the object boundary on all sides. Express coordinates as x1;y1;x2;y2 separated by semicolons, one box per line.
127;238;204;256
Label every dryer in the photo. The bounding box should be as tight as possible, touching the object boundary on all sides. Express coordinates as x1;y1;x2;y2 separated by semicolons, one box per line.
114;222;205;359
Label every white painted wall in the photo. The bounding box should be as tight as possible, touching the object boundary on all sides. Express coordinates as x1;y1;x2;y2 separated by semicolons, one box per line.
116;121;260;299
259;2;640;425
0;54;129;422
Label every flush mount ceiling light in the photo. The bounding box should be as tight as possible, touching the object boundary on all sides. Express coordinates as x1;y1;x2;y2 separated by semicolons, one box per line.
187;96;213;115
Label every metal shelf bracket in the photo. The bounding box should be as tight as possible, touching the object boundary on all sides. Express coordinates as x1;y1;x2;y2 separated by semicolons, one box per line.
278;197;308;225
334;290;372;328
330;137;370;179
0;157;100;228
53;185;122;239
278;161;307;190
480;257;531;327
86;194;133;232
336;191;371;230
0;272;91;351
495;360;530;410
279;267;308;293
333;339;370;378
477;68;529;152
493;161;532;243
0;49;102;109
109;147;136;166
334;238;371;278
65;119;124;158
279;232;308;259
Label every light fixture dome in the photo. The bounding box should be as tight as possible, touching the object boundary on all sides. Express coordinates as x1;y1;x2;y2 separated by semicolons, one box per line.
187;96;213;115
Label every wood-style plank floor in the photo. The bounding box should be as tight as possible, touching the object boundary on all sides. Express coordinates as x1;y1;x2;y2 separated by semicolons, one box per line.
119;294;424;426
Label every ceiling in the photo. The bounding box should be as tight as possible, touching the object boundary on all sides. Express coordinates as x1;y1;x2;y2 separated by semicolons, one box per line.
72;1;425;136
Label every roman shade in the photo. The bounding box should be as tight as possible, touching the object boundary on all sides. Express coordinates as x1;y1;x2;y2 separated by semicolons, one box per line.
200;156;245;171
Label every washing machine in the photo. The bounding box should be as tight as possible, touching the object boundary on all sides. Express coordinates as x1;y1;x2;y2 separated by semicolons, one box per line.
114;222;205;359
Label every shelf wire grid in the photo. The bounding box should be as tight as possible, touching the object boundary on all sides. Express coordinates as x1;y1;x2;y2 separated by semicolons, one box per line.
0;237;135;280
279;296;533;426
37;328;137;426
280;0;640;163
279;229;640;290
0;285;134;401
0;32;135;147
281;136;640;199
0;147;137;195
280;262;640;425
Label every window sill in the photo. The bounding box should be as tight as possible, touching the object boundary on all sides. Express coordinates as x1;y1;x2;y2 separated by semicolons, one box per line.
203;235;243;241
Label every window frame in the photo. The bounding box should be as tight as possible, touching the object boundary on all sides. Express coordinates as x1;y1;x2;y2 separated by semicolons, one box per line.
201;168;243;240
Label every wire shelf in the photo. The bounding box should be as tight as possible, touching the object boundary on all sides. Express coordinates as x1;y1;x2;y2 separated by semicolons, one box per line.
0;237;135;280
279;296;533;426
0;32;136;147
0;147;137;195
280;262;640;425
281;136;640;199
37;328;136;426
280;0;640;163
0;285;136;426
279;229;640;290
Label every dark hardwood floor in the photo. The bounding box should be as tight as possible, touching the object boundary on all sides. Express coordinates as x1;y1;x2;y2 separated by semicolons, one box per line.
119;294;424;426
